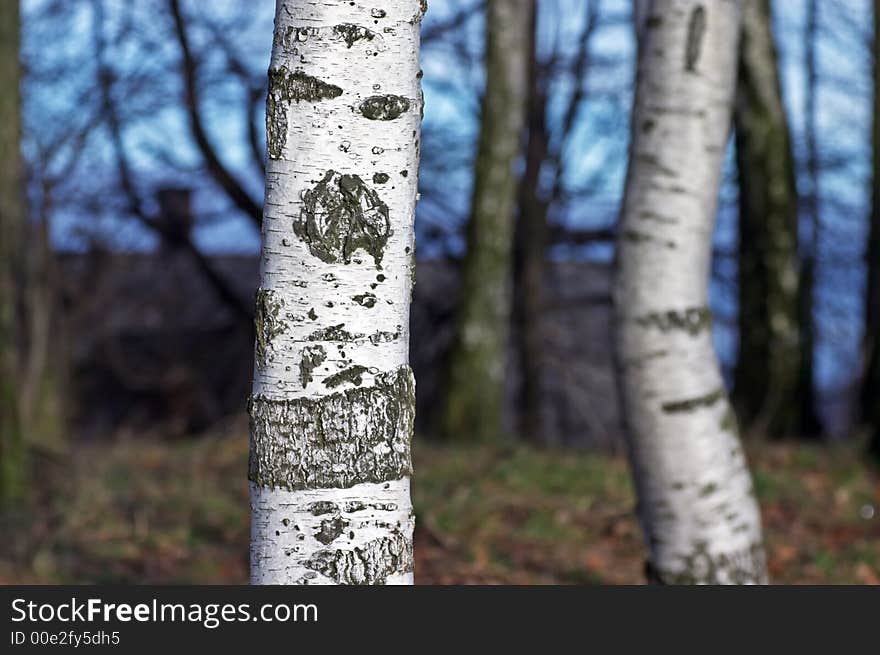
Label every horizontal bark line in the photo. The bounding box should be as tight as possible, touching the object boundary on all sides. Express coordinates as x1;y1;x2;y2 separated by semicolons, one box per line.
248;365;415;490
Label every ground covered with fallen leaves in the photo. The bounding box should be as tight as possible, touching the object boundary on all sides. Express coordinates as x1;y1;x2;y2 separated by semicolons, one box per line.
1;420;878;584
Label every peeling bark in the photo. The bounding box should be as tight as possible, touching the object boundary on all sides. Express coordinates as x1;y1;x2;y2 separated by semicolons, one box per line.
613;0;767;584
250;0;423;585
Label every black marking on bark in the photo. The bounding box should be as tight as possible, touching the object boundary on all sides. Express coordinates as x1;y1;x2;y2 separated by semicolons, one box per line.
369;328;401;345
305;532;413;584
648;541;766;585
334;23;376;48
373;172;390;184
294;170;391;268
685;6;706;72
266;67;343;160
635;307;712;336
352;292;377;308
254;289;287;369
637;153;678;178
306;323;363;342
324;365;369;388
698;482;719;497
299;345;327;388
638;210;678;224
720;407;738;432
248;366;415;490
359;95;410;120
409;0;429;24
661;388;724;414
622;229;677;249
314;516;348;545
308;501;339;516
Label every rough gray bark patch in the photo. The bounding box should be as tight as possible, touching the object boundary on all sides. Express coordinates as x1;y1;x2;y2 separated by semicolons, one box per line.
294;170;391;268
305;532;414;584
255;289;287;369
249;366;415;490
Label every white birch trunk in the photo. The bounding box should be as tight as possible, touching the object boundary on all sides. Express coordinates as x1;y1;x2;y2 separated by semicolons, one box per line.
249;0;425;585
613;0;768;584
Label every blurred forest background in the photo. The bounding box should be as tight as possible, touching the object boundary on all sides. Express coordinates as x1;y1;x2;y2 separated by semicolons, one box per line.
1;0;880;583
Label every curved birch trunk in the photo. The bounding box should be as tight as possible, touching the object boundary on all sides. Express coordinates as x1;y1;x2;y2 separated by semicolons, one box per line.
613;0;767;584
438;0;530;442
249;0;425;585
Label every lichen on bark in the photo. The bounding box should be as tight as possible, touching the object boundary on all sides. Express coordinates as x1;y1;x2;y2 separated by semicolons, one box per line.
294;170;391;268
248;366;415;490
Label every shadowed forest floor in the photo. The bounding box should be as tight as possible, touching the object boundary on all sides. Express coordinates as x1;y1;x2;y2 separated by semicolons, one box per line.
1;419;878;584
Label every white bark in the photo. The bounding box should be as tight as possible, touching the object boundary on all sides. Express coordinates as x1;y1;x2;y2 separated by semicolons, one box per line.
613;0;768;584
250;0;424;585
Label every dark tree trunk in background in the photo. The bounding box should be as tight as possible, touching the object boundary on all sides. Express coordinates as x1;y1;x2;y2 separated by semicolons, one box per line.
800;0;823;441
514;2;548;442
733;0;821;438
863;0;880;458
438;0;530;442
0;0;26;505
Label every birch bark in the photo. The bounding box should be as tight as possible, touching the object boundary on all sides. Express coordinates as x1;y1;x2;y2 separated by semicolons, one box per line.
249;0;425;585
613;0;768;583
